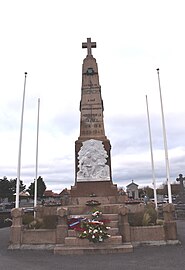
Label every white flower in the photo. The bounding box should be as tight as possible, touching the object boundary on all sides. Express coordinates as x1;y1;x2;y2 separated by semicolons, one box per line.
93;229;98;233
92;235;95;239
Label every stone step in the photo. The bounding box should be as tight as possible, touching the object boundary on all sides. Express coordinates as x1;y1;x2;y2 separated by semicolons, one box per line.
102;213;118;221
106;235;122;244
109;220;118;227
67;204;124;215
108;227;119;236
69;213;118;221
65;235;122;246
76;197;110;205
68;230;77;237
54;243;133;255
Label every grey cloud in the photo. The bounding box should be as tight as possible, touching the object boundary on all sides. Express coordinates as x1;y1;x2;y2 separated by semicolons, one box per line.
51;112;79;135
1;111;185;192
0;110;19;131
107;112;185;152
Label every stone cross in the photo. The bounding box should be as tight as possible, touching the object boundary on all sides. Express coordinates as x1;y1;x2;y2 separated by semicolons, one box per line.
176;174;185;193
82;38;96;56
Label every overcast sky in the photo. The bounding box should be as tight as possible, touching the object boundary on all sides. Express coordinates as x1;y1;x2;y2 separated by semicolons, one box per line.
1;0;185;193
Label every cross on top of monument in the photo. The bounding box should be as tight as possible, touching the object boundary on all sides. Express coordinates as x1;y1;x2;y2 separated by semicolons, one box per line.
82;38;96;56
176;174;185;186
176;174;185;182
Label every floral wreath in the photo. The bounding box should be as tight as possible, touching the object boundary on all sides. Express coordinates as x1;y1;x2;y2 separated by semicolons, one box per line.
68;209;110;243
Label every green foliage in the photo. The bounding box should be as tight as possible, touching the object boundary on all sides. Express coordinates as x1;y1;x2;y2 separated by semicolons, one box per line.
144;203;157;225
22;214;34;226
156;219;164;225
23;214;57;229
138;186;154;199
30;218;43;229
27;183;34;197
42;215;57;229
27;176;46;198
0;176;25;201
0;177;11;199
128;203;157;226
128;212;144;226
9;179;26;194
142;212;151;226
22;213;43;229
79;220;110;243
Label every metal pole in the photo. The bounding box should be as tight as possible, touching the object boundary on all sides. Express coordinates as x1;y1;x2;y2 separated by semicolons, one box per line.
156;68;172;204
34;98;40;218
16;72;27;208
146;95;158;209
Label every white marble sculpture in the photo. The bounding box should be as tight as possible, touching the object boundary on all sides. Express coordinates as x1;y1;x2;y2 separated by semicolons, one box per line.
77;139;110;181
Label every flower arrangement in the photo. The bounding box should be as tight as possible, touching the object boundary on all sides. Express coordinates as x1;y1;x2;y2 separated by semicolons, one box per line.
79;220;110;243
68;209;110;243
92;210;102;220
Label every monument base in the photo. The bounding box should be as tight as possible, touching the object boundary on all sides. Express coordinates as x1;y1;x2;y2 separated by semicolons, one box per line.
70;180;118;197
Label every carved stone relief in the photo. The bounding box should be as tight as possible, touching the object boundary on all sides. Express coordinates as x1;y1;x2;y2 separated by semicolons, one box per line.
77;139;110;181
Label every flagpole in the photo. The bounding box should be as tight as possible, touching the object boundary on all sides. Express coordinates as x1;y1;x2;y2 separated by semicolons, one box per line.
16;72;27;208
156;68;172;204
146;95;157;209
34;98;40;218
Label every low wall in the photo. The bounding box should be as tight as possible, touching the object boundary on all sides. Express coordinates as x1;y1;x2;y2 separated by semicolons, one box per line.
22;229;56;244
10;204;177;248
130;225;165;242
19;225;167;246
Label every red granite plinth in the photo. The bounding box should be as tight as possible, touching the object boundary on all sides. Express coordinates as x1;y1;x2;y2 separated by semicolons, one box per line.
70;181;118;197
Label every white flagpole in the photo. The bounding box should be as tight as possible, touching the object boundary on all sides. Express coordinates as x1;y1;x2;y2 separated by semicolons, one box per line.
34;98;40;217
16;72;27;208
146;95;158;209
156;68;172;204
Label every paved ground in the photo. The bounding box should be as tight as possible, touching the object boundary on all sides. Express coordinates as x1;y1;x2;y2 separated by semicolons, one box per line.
0;220;185;270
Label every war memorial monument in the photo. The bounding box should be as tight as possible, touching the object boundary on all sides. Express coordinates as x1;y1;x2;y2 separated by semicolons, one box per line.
9;38;178;255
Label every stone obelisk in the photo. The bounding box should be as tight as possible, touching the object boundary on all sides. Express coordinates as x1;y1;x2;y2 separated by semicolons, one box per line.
71;38;117;197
